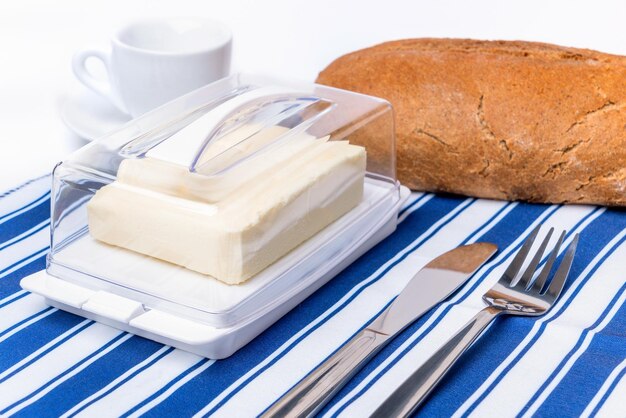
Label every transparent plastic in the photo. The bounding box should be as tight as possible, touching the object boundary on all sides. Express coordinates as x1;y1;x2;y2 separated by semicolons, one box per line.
46;74;400;328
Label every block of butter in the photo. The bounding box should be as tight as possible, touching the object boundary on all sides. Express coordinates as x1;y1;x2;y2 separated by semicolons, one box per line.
87;125;366;284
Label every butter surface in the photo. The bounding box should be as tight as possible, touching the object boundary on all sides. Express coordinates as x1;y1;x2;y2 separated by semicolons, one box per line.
88;125;366;284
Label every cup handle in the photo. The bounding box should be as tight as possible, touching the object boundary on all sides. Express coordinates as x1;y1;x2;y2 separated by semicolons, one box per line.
72;48;126;113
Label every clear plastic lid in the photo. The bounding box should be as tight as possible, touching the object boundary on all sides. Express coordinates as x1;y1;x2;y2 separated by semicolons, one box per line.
48;74;399;327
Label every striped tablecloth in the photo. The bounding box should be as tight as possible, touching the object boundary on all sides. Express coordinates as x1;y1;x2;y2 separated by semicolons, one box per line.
1;175;625;418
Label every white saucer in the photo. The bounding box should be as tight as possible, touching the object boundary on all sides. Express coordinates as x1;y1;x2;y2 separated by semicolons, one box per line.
60;86;131;141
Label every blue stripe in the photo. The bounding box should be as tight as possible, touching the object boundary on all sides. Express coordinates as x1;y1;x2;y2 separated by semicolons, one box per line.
326;202;561;416
458;201;517;246
66;346;176;418
0;306;55;339
0;254;46;299
12;337;165;418
589;365;626;416
460;209;626;416
0;191;49;223
0;332;129;415
0;221;49;252
0;247;47;276
120;359;212;418
0;291;29;309
0;314;90;376
519;281;626;415
138;195;472;417
530;285;626;417
398;193;429;216
0;196;50;243
258;302;397;417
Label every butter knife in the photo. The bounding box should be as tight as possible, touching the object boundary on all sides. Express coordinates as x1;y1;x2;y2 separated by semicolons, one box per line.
261;242;498;418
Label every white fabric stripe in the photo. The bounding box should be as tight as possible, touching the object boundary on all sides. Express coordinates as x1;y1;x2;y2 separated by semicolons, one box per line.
397;194;434;223
0;294;48;334
0;229;52;344
0;248;47;280
0;217;49;277
0;220;48;249
330;205;595;417
462;228;626;418
0;175;50;220
59;346;172;418
0;308;56;345
464;202;518;244
0;304;56;345
581;358;626;418
207;199;506;418
0;289;27;306
0;320;92;383
0;203;53;337
520;287;626;417
125;360;216;418
3;333;133;416
595;369;626;418
73;350;202;418
0;323;121;409
0;192;49;226
0;248;50;330
400;192;425;211
0;234;49;331
0;215;52;312
1;226;48;276
0;319;91;380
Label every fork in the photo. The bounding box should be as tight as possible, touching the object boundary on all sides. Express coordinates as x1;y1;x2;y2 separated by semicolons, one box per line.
370;224;579;418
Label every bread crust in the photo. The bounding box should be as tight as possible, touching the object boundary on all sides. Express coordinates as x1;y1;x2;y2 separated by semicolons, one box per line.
316;38;626;206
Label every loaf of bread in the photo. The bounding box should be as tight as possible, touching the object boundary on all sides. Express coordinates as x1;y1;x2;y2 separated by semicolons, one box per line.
317;38;626;206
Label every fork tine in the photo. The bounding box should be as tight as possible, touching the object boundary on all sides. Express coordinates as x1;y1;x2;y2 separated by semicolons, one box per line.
545;234;579;300
502;224;541;286
532;230;566;293
517;227;554;289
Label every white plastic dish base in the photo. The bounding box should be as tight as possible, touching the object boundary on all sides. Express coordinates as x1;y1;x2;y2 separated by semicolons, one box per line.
22;186;409;359
46;179;400;328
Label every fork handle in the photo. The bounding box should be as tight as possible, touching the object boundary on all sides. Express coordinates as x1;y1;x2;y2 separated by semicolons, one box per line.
370;306;502;418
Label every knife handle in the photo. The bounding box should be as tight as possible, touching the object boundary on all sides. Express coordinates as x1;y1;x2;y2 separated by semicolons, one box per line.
370;306;501;418
262;328;389;418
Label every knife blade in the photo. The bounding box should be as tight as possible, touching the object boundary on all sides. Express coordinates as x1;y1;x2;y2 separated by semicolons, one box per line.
261;242;498;418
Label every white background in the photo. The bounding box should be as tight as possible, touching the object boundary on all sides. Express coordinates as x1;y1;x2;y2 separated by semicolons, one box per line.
2;0;626;191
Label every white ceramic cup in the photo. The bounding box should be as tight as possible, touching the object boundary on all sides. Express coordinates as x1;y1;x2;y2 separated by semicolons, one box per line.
72;18;232;117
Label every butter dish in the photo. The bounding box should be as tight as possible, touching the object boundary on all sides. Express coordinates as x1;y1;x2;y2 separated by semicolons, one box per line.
21;74;408;358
